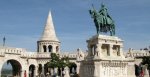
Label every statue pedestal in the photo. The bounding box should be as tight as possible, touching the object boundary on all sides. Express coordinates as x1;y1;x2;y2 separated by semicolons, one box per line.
80;34;135;77
86;34;125;60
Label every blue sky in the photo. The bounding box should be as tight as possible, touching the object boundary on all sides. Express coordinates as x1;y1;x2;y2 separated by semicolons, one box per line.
0;0;150;52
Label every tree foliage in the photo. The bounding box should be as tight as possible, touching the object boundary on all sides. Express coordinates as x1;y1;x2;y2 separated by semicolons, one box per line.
46;53;71;68
141;57;150;69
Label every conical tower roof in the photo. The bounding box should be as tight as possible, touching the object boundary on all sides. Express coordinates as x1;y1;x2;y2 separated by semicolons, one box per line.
40;11;59;41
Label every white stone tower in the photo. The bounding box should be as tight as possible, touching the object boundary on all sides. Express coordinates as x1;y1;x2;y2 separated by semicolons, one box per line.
37;11;60;53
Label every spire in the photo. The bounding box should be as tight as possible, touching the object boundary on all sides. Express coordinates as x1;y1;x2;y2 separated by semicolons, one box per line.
40;11;59;41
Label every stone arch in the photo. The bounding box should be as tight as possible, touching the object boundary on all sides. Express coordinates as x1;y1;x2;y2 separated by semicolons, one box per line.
69;62;77;74
29;64;35;77
43;45;47;52
48;45;52;52
1;59;22;77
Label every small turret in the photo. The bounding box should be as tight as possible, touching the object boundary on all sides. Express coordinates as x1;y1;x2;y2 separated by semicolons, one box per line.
37;11;60;53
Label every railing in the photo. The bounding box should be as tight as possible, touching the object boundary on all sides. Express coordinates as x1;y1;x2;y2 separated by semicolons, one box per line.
36;53;51;58
60;52;77;58
125;49;150;58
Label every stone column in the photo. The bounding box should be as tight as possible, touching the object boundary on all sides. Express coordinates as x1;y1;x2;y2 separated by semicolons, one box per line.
94;62;99;77
144;68;149;77
0;63;3;77
144;65;149;77
54;67;58;76
39;43;41;53
127;62;135;77
47;45;49;53
50;68;54;76
76;63;80;74
96;44;102;58
119;45;123;57
64;67;70;77
21;70;24;77
109;44;113;56
34;66;38;76
41;43;43;53
87;45;92;57
53;45;56;53
42;64;45;76
92;46;95;56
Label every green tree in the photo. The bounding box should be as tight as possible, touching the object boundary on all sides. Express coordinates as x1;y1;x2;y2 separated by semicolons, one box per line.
142;57;150;75
47;53;71;76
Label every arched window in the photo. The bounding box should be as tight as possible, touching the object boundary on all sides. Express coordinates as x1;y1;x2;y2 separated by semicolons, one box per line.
56;46;59;52
48;45;52;52
43;45;47;52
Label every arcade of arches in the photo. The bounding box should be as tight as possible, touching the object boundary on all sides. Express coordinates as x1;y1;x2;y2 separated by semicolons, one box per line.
0;58;78;77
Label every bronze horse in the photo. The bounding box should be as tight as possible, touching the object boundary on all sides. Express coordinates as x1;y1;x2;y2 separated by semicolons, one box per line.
89;4;115;36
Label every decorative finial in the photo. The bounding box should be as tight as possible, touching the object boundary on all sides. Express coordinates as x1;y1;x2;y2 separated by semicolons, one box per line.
3;36;6;46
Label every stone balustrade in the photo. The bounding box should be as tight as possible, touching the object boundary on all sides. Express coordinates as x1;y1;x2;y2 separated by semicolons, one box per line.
36;53;51;58
125;49;150;58
21;52;37;58
60;52;77;59
21;52;51;58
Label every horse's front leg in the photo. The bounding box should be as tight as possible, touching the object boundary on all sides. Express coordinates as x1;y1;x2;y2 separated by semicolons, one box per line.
98;25;101;34
96;24;100;34
96;28;99;34
110;29;115;36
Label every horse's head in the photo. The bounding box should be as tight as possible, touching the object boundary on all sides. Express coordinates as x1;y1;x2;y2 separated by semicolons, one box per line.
89;9;98;18
89;10;94;17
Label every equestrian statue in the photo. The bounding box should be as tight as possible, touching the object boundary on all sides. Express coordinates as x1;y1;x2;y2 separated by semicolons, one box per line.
89;4;115;36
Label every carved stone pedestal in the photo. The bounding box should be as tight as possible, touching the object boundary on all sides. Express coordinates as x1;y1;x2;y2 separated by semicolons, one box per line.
80;34;135;77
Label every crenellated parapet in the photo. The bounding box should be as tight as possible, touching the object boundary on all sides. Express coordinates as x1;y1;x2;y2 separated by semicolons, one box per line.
36;53;51;58
0;46;27;55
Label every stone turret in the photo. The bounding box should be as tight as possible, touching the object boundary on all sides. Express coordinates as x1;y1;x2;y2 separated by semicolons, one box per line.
37;11;60;53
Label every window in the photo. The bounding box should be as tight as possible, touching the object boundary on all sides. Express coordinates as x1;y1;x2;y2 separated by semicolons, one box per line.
48;45;52;52
43;45;47;52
